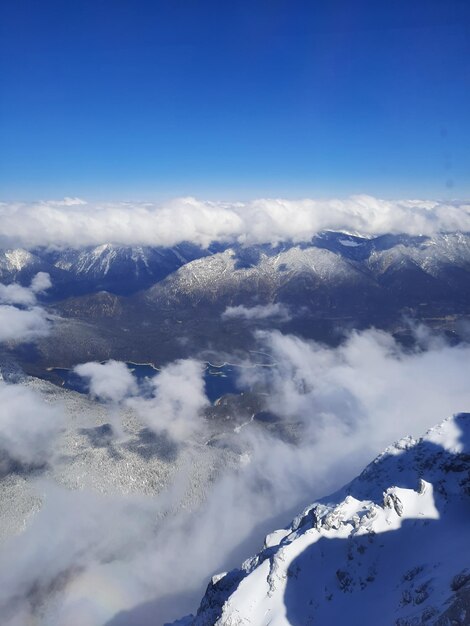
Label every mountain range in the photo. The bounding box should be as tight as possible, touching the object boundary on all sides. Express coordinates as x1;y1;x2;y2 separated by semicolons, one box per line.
2;232;470;309
0;242;208;297
3;231;470;373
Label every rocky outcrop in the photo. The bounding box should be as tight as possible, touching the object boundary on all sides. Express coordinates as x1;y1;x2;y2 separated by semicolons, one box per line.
173;413;470;626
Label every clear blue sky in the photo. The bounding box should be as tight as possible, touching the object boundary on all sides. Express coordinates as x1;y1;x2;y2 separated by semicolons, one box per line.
1;0;469;200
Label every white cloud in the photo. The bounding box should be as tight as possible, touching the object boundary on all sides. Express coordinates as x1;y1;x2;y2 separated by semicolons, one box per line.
30;272;52;294
74;360;137;404
0;305;50;342
0;382;64;467
0;272;51;306
1;196;470;249
240;327;470;446
222;303;290;321
127;359;209;442
2;329;470;625
0;274;52;342
43;197;88;206
73;358;209;443
0;284;36;306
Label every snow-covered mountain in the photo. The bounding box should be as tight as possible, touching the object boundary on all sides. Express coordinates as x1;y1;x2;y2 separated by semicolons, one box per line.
140;232;470;317
178;413;470;626
43;243;206;281
16;232;470;369
42;243;209;295
142;244;372;310
0;249;54;283
3;233;470;305
0;243;208;296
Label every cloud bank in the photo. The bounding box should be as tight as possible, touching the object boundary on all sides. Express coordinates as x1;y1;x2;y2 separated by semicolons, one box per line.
239;327;470;447
1;196;470;249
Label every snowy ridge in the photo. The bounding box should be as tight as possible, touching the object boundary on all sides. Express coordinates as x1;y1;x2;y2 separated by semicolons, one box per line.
0;243;209;297
367;235;470;278
3;249;37;271
52;244;154;277
144;244;367;307
3;232;470;301
179;413;470;626
0;249;43;278
3;232;470;308
142;232;470;311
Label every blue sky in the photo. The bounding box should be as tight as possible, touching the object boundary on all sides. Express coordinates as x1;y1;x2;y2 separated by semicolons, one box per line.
0;0;469;200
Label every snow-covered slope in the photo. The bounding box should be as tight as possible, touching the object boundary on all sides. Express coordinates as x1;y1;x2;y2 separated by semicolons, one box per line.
47;244;198;278
140;232;470;310
42;243;208;293
367;233;470;278
180;413;470;626
3;232;470;306
143;245;370;309
0;249;50;282
0;244;208;296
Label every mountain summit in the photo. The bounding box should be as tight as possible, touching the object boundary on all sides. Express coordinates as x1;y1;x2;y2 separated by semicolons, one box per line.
178;413;470;626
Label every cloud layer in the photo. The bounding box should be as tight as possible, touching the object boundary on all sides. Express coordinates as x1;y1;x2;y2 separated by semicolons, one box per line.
0;272;51;306
240;327;470;447
2;328;470;625
1;196;470;249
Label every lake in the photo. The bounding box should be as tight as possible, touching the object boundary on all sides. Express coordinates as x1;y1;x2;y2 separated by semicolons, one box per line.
50;362;245;403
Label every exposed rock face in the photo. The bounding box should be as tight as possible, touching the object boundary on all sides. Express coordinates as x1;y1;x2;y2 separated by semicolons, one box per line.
174;413;470;626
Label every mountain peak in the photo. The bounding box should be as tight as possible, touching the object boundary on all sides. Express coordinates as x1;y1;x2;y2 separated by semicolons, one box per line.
178;413;470;626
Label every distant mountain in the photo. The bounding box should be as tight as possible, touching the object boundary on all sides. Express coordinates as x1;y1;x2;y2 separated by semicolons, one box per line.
9;232;470;371
0;243;209;297
41;242;209;295
178;413;470;626
0;249;56;283
141;244;374;313
141;232;470;316
3;232;470;306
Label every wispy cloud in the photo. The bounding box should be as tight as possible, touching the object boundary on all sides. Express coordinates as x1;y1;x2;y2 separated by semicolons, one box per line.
0;382;64;468
2;328;470;625
126;359;209;442
0;273;52;342
222;303;290;321
74;358;209;443
0;272;51;306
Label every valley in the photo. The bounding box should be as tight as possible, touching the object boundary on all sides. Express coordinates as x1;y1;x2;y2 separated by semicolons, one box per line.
2;229;470;625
